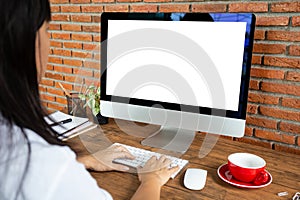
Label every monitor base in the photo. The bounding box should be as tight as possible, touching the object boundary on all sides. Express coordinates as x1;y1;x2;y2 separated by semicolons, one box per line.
141;126;195;154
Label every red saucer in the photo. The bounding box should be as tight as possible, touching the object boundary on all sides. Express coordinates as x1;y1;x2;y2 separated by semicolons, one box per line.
217;164;272;189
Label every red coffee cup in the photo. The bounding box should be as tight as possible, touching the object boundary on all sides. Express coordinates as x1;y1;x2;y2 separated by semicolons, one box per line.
228;153;269;185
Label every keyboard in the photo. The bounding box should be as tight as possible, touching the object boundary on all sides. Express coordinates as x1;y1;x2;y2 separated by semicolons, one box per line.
113;143;188;179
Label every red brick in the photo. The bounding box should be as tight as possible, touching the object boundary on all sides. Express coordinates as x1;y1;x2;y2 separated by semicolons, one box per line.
48;56;63;64
83;61;100;69
292;16;300;26
40;79;54;87
70;0;90;3
47;102;65;112
130;5;158;12
92;16;101;23
94;71;101;79
83;44;98;51
84;79;100;86
71;33;93;42
64;75;77;82
259;106;300;122
250;68;285;80
117;0;141;2
50;5;60;13
192;4;227;12
254;30;265;40
72;51;92;59
94;53;100;60
61;6;81;13
244;126;254;136
104;5;129;12
64;42;82;49
286;71;300;82
261;81;300;96
279;121;300;134
61;24;82;32
71;15;91;22
55;82;73;91
174;0;202;2
63;59;83;67
289;45;300;56
92;0;114;2
255;129;295;144
54;65;73;73
50;41;62;48
273;144;300;155
235;137;272;149
144;0;172;3
93;35;100;42
271;2;300;12
298;137;300;146
281;97;300;109
39;86;47;93
51;14;70;21
40;93;55;102
81;5;104;12
248;92;279;105
264;56;300;69
51;32;70;40
73;68;93;77
253;43;286;54
47;87;64;96
45;72;64;80
82;25;100;33
53;49;72;57
46;64;54;71
55;96;68;105
249;79;260;90
247;104;258;114
49;0;69;3
251;55;262;65
256;16;289;26
267;30;300;42
229;2;268;12
49;24;61;31
159;4;189;12
144;0;170;2
246;115;278;129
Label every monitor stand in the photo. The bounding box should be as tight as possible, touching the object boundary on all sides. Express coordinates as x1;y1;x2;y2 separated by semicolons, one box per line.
141;126;195;154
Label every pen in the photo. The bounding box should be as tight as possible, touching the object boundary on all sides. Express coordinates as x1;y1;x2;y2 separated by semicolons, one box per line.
50;118;72;126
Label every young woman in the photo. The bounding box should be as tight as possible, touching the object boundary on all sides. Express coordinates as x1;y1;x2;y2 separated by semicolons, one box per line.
0;0;179;199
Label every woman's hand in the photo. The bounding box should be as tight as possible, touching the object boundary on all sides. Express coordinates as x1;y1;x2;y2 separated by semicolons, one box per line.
77;144;135;172
131;156;179;200
137;155;180;187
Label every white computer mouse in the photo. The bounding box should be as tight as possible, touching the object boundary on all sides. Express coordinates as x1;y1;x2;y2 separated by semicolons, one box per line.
183;168;207;190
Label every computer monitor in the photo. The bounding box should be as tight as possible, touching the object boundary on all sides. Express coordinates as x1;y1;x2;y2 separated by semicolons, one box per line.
100;12;256;153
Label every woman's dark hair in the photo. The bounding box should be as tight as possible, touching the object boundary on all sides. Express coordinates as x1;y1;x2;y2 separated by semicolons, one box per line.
0;0;62;199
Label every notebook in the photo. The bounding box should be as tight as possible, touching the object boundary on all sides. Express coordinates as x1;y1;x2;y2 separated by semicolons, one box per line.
45;111;97;141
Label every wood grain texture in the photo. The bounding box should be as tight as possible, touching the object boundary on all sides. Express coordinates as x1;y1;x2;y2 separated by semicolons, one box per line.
67;120;300;200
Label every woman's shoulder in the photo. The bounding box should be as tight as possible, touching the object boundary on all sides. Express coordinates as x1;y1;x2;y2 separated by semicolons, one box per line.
24;129;113;200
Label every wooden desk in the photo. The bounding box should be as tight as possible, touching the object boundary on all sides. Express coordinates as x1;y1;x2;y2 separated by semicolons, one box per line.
68;120;300;200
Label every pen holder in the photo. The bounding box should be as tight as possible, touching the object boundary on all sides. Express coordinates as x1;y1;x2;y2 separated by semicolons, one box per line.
66;93;87;118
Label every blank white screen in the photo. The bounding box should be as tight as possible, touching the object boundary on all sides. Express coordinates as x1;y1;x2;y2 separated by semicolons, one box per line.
106;20;246;111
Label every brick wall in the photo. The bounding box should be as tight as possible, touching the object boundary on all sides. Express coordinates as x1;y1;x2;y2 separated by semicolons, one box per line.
42;0;300;154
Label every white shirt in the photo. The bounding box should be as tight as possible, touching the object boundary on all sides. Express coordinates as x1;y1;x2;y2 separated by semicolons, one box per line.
0;122;113;200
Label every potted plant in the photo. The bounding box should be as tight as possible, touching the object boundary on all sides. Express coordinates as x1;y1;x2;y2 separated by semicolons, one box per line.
78;84;108;124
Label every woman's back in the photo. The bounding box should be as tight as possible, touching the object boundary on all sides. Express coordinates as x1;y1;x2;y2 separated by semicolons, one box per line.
0;120;112;200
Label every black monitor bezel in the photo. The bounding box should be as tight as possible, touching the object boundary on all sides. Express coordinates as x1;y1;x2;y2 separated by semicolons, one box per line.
100;12;256;120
